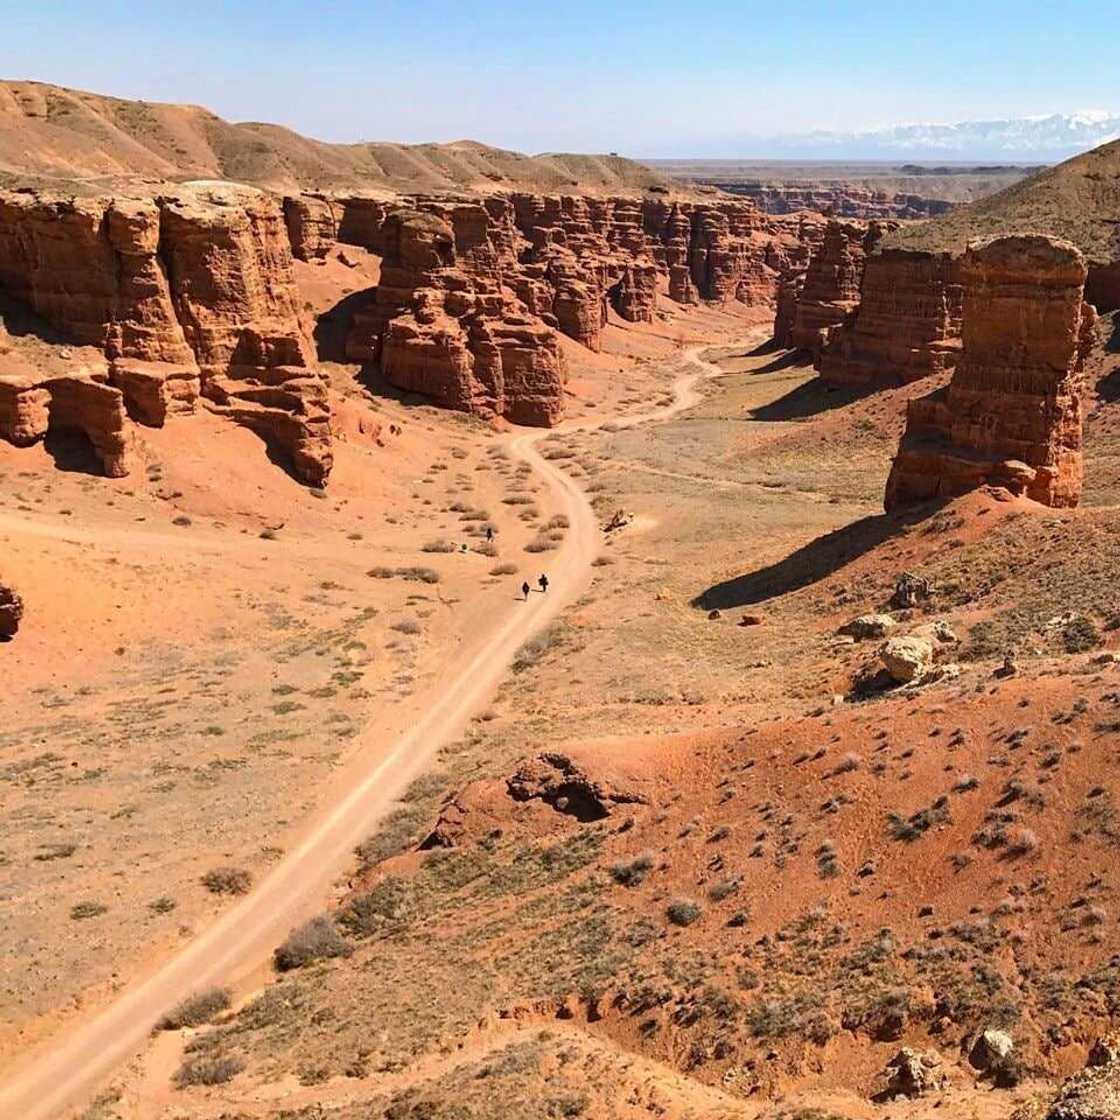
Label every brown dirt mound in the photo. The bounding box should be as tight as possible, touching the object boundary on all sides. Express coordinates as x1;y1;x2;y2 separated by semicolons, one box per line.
0;80;670;196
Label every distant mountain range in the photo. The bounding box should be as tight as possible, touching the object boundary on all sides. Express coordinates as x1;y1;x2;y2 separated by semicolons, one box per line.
759;113;1120;161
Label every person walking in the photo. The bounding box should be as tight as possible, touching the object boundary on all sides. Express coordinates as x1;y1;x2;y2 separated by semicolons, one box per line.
521;581;531;600
538;573;549;594
485;526;494;543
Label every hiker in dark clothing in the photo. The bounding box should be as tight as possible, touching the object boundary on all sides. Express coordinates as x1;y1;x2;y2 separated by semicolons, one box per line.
538;573;549;593
522;581;531;600
485;526;494;543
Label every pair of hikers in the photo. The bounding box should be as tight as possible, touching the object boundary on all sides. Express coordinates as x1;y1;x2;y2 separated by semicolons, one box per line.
522;574;549;599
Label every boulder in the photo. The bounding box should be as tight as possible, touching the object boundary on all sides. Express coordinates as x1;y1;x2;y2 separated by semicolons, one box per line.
969;1028;1015;1071
840;613;896;640
507;751;649;821
0;583;23;639
880;636;934;684
879;1047;948;1100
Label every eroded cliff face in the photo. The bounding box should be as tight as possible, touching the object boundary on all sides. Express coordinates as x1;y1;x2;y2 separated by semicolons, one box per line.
718;183;955;220
345;208;567;426
789;219;891;358
0;184;331;484
885;234;1094;511
819;249;963;388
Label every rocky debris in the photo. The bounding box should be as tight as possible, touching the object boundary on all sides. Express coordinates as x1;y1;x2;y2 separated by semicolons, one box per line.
891;571;934;608
1088;1033;1120;1068
0;583;23;639
0;184;332;484
886;235;1094;512
913;619;959;646
880;636;934;684
840;613;896;640
0;371;132;476
820;248;963;388
790;219;893;358
878;1047;948;1100
1045;1064;1120;1120
507;752;649;821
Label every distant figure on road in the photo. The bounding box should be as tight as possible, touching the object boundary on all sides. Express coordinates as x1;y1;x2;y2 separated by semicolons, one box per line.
538;573;549;594
485;526;494;542
521;581;531;600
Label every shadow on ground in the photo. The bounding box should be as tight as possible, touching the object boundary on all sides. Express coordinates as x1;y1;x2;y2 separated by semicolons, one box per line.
749;376;874;422
692;512;901;609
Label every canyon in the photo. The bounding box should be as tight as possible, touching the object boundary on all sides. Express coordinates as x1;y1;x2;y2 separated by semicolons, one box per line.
5;79;1120;1120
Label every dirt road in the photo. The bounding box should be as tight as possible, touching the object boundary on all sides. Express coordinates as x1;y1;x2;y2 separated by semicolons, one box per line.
0;342;739;1120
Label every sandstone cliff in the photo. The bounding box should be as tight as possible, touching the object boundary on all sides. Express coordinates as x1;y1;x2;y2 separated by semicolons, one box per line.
0;184;331;484
885;234;1094;511
789;219;889;358
818;249;963;387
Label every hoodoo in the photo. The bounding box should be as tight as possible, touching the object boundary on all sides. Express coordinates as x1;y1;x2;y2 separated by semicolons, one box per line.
885;234;1094;511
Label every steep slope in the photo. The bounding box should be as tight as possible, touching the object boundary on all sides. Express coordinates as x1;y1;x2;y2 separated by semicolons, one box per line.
0;81;670;194
892;139;1120;263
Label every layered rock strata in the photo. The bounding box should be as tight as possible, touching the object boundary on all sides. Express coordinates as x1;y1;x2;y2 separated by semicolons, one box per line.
885;235;1093;511
819;249;964;387
346;209;566;426
0;185;331;483
789;220;890;358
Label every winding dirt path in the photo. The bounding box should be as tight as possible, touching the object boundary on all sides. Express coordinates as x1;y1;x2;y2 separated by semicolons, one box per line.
0;340;744;1120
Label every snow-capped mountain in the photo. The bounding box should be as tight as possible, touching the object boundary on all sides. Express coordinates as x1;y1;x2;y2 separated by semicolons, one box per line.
763;113;1120;161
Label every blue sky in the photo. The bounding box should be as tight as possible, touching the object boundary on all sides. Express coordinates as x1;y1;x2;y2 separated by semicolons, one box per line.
2;1;1118;156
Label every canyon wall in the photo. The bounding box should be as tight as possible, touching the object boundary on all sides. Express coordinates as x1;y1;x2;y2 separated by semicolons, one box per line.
885;234;1093;511
716;183;955;220
788;220;891;358
818;249;963;388
0;184;331;484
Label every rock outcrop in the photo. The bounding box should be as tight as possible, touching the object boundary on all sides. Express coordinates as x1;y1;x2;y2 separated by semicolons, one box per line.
789;220;889;358
0;371;132;476
0;583;23;640
507;751;650;821
878;1047;948;1100
710;182;956;220
819;249;963;387
0;184;332;484
346;208;567;426
886;235;1093;511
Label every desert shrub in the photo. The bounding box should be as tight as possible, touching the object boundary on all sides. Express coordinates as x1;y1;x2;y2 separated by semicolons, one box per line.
391;619;422;635
512;625;563;673
173;1055;244;1087
524;534;556;553
544;514;570;530
201;867;252;896
610;852;654;887
591;556;614;567
502;494;535;505
70;901;107;920
421;538;456;553
474;541;498;557
149;896;177;914
172;515;191;527
1063;615;1101;653
490;562;518;575
667;899;702;927
158;987;232;1029
273;916;352;971
368;566;394;579
398;566;441;584
833;752;861;775
709;877;740;901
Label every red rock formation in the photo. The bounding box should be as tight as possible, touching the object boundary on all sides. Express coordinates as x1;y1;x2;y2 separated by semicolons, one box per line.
885;235;1093;511
790;220;889;358
346;209;566;426
0;582;22;640
714;182;955;220
0;184;332;484
283;194;339;262
819;249;963;387
0;371;132;476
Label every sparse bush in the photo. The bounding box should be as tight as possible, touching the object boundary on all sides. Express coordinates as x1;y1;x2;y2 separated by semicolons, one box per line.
512;625;563;672
368;566;394;579
149;896;177;914
1063;615;1101;654
610;852;654;887
173;1055;244;1088
158;987;232;1030
273;916;352;971
172;515;192;527
524;533;557;553
667;899;703;927
544;514;570;530
201;867;252;896
391;619;422;635
709;877;740;901
490;562;518;576
421;538;456;553
70;901;107;920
